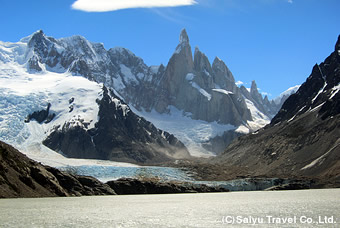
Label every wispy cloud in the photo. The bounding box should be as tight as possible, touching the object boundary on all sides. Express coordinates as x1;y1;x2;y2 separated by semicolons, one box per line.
261;91;272;97
235;81;244;86
150;8;196;24
72;0;197;12
287;0;293;3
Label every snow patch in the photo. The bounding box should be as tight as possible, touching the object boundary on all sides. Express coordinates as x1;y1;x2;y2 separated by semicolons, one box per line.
301;139;340;170
329;83;340;100
191;82;211;101
120;64;139;84
212;89;233;95
111;97;130;117
311;82;327;103
112;75;126;92
136;72;144;80
150;65;160;74
235;125;250;134
185;73;211;100
273;85;300;105
287;105;306;123
174;45;183;54
308;102;326;113
186;73;195;81
130;105;235;157
244;99;270;131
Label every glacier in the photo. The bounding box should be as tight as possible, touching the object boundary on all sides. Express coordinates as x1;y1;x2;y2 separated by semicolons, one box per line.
0;62;195;181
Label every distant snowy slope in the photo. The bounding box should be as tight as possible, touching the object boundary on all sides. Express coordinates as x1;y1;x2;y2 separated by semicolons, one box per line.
273;85;300;105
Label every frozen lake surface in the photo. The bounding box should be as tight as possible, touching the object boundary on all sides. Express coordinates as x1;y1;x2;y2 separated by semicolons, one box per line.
1;189;339;227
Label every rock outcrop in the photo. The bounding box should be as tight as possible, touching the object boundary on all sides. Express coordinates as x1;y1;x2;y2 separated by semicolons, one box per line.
24;103;55;124
0;140;116;198
107;178;228;194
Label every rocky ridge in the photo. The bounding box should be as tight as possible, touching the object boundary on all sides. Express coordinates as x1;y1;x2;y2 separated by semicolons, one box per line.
209;35;340;182
0;140;116;198
0;29;293;154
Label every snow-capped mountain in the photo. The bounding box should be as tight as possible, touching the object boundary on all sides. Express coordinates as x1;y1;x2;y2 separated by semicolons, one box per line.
272;85;300;109
0;29;293;156
0;47;190;164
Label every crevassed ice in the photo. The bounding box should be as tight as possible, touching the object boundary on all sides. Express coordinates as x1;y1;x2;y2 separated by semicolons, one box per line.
0;62;103;158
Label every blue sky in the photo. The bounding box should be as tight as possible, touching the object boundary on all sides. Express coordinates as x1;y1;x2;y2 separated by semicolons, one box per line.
1;0;339;98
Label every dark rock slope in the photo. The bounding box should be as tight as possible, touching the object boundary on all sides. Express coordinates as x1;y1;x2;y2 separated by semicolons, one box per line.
107;178;228;194
0;141;116;198
213;35;340;183
42;87;190;164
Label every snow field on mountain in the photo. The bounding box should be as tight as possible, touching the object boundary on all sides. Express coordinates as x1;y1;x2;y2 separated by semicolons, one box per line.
273;85;300;105
243;99;271;133
131;105;236;157
0;62;102;158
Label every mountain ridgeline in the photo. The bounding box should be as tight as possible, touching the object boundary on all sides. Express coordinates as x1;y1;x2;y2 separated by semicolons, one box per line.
211;35;340;182
2;29;296;156
23;29;283;126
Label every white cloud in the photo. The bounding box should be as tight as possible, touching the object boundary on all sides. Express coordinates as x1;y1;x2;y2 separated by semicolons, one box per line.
287;0;293;3
235;80;244;86
261;92;272;97
71;0;197;12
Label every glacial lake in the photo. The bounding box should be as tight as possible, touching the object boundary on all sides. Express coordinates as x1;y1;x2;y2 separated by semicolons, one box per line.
0;189;339;227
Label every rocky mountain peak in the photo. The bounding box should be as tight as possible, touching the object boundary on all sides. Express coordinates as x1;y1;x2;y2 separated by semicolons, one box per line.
31;29;45;38
174;29;192;57
27;30;49;47
271;36;340;125
212;57;235;83
250;80;263;101
209;57;235;92
212;57;223;66
336;35;340;52
250;80;258;92
179;29;189;44
194;46;212;73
